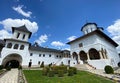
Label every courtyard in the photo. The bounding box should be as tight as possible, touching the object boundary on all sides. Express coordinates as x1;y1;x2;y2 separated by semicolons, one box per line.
23;70;114;83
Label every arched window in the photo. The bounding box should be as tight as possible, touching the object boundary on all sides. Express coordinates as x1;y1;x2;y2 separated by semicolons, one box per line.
14;44;19;49
72;52;79;64
79;51;87;61
7;43;12;48
72;52;78;60
89;48;100;60
20;45;24;50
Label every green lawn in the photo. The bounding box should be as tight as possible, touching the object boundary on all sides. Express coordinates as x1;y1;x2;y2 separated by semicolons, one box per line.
23;70;114;83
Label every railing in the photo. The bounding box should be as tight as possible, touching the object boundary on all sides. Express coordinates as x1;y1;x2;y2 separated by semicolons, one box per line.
86;63;96;69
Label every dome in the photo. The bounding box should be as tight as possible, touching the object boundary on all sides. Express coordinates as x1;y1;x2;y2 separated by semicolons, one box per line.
81;23;98;35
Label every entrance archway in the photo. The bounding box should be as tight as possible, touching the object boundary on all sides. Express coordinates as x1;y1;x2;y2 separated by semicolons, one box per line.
79;51;87;63
2;54;22;68
89;48;100;60
5;60;19;68
72;52;78;63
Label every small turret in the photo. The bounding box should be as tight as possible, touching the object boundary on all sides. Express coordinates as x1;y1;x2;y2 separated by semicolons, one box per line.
81;23;98;35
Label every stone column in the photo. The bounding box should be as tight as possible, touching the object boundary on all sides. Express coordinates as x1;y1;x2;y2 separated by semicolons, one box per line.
99;51;103;59
87;52;90;60
78;53;80;61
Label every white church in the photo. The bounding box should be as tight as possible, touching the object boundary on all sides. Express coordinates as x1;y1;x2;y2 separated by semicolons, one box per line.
0;23;120;69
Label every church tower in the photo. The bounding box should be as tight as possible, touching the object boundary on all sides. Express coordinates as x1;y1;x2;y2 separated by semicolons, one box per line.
0;25;32;68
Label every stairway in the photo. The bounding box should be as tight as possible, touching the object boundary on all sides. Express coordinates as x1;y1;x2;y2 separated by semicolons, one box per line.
74;64;88;70
74;64;95;70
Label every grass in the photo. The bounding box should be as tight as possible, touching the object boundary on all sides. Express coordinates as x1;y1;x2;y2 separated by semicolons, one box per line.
23;70;114;83
0;70;4;73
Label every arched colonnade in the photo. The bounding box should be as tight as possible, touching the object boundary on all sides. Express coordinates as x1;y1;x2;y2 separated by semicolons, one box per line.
72;48;108;64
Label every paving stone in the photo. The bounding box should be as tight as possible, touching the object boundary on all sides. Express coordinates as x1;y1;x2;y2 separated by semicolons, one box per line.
0;69;18;83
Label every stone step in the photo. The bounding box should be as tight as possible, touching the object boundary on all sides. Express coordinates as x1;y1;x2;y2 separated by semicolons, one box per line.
74;64;88;70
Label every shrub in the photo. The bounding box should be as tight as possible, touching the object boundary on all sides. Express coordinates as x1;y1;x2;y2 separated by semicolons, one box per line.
40;62;44;68
48;63;52;67
48;70;54;77
42;67;50;76
104;65;114;74
68;69;73;76
51;66;67;74
18;65;22;70
70;67;77;74
118;62;120;67
42;69;48;76
58;70;64;77
51;66;59;74
6;66;11;71
0;65;3;70
62;66;67;73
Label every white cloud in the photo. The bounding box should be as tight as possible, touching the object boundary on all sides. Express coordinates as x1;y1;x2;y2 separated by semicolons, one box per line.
64;48;70;51
12;5;32;18
67;36;77;41
51;41;65;47
35;34;48;45
0;29;12;39
107;19;120;36
0;18;38;33
107;19;120;52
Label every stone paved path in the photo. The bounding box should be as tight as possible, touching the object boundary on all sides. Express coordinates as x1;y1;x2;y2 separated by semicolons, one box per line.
0;69;18;83
87;69;120;82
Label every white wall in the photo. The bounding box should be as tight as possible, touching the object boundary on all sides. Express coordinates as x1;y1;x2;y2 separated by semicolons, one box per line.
0;40;30;65
29;50;63;66
13;30;30;41
69;33;120;69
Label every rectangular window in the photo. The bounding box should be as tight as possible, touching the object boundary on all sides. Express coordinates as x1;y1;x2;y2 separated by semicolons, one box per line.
49;54;51;57
23;34;25;39
30;53;33;56
39;54;41;57
43;54;45;57
17;33;20;38
79;43;83;47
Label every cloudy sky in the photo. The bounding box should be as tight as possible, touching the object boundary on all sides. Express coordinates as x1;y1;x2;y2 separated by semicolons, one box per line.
0;0;120;51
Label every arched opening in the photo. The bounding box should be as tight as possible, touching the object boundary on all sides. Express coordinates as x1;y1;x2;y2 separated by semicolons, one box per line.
7;43;12;48
5;60;19;68
79;51;87;63
72;52;78;63
2;54;22;68
89;48;100;60
20;45;24;50
14;44;19;49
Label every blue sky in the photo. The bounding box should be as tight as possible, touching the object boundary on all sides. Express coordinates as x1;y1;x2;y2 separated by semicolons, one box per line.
0;0;120;51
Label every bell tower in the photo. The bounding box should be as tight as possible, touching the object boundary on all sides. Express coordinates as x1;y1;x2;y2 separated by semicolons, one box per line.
12;25;32;41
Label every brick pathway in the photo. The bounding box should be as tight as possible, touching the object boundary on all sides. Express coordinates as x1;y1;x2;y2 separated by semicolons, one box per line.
0;69;18;83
